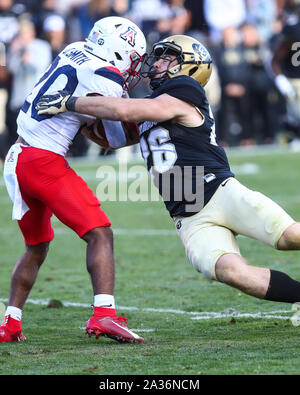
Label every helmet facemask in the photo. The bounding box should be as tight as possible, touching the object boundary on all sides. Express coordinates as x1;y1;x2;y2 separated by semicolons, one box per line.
123;51;146;91
142;42;183;89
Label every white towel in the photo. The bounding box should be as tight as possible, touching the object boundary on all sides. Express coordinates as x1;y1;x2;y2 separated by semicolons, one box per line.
3;143;29;220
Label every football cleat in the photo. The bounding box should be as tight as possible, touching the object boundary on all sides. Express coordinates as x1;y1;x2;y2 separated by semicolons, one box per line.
85;315;144;344
0;315;26;343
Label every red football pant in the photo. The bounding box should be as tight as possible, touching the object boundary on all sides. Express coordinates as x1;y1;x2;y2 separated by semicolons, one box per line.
16;147;111;245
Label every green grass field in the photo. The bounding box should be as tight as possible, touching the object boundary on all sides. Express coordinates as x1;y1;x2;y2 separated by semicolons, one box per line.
1;146;300;376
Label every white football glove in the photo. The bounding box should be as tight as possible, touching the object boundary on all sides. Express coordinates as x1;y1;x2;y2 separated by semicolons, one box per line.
36;91;76;115
275;74;297;100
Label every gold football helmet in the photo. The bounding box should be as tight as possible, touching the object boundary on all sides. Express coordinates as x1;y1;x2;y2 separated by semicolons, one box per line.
142;35;212;89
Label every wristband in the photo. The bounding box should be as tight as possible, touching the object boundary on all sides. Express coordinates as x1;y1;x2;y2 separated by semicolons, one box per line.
66;96;78;112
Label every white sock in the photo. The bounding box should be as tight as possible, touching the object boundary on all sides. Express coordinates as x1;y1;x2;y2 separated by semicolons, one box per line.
94;294;115;309
5;306;22;321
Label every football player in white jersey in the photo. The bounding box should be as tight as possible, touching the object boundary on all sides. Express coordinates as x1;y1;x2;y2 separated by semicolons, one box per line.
36;35;300;312
1;17;146;343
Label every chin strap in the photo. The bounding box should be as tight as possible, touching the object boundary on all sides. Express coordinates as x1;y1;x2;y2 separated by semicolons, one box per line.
150;74;169;90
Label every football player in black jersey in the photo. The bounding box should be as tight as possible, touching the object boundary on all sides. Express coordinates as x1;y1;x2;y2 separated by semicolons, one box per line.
271;0;300;135
37;35;300;306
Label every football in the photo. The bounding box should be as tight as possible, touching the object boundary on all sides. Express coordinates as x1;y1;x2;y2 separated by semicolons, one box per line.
81;119;110;148
81;119;139;148
120;121;140;146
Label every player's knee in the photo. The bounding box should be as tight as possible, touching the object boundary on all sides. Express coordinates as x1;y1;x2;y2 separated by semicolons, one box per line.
25;241;50;264
277;223;300;250
215;254;246;285
82;226;113;245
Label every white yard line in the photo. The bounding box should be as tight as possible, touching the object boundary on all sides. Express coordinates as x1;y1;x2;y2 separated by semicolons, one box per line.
0;298;293;321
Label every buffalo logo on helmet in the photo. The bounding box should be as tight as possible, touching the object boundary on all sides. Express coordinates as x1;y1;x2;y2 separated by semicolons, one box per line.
120;27;137;47
192;43;210;62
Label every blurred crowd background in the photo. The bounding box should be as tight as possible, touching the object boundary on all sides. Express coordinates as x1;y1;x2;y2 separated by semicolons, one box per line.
0;0;299;159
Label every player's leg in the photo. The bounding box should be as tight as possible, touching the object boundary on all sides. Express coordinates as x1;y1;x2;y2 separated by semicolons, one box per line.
277;222;300;250
1;147;56;342
210;179;300;301
10;178;54;309
37;157;144;343
81;227;144;343
8;242;50;309
174;214;242;281
215;253;270;298
0;196;53;343
16;148;114;298
82;226;115;296
215;252;300;303
174;180;300;303
177;218;300;303
0;242;50;343
39;163;115;304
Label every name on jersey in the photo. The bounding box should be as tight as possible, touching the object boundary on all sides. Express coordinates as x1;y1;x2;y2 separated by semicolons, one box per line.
138;121;158;136
62;48;90;65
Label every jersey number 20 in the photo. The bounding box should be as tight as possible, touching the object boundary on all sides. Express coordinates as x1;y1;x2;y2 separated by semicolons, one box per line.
21;56;79;121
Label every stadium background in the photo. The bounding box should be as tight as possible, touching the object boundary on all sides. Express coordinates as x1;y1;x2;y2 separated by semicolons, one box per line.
0;0;299;160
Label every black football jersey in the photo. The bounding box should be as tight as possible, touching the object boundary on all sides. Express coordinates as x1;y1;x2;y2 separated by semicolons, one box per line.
139;75;234;217
281;17;300;78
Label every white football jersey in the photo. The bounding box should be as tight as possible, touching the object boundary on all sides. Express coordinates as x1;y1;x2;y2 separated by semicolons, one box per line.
17;41;124;156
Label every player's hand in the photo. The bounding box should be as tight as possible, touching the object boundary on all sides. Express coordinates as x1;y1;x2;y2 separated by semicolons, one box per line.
275;74;296;100
36;91;73;115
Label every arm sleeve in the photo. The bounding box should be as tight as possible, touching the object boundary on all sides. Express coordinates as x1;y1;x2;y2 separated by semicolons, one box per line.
82;67;126;143
101;120;127;149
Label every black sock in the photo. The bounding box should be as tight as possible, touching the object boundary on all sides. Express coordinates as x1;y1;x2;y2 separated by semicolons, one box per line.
264;269;300;303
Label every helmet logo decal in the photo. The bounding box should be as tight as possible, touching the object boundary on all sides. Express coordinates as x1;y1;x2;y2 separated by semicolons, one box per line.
192;43;209;60
89;31;100;44
120;27;137;47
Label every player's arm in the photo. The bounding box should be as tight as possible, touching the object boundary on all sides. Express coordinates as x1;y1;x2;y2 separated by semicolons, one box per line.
271;38;291;75
36;90;203;125
270;37;296;99
72;94;185;123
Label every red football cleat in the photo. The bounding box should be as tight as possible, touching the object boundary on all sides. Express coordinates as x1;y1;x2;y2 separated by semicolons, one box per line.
0;315;26;343
86;315;144;344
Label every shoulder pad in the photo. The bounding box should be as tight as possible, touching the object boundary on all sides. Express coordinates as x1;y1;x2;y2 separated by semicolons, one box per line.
152;75;204;95
94;67;124;87
151;76;206;105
